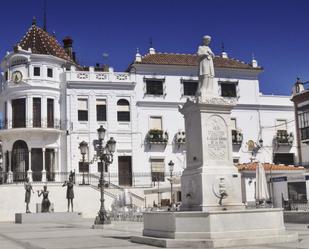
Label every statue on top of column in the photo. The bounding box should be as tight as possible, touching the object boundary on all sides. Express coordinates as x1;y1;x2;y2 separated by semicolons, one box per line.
197;35;216;98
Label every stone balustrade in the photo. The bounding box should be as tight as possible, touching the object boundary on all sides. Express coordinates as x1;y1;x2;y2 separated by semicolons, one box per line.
66;71;132;83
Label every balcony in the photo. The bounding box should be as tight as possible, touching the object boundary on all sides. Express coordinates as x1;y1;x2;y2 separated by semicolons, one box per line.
175;130;186;148
146;129;169;146
0;119;62;130
232;129;243;145
275;130;294;146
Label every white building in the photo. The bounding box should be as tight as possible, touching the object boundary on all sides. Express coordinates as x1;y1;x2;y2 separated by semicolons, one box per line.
0;22;298;191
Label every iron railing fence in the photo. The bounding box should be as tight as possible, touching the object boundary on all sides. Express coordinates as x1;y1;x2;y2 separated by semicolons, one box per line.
0;171;182;188
283;200;309;211
0;119;64;130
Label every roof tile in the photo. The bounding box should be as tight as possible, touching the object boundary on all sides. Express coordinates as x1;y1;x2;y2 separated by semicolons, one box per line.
237;162;304;171
135;53;262;70
18;24;73;62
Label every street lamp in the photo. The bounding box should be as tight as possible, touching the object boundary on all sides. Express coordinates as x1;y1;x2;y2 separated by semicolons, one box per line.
94;125;116;225
79;141;88;185
168;160;174;206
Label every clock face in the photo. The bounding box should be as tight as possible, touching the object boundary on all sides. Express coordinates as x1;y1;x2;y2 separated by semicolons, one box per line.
12;71;23;83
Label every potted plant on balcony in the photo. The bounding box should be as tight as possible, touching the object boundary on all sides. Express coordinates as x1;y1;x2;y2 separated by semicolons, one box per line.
147;129;168;144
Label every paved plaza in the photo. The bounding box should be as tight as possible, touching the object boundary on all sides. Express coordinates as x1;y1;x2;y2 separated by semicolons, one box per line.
0;219;308;249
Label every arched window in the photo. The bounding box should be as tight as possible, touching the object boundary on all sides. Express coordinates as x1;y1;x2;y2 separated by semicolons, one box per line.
117;99;130;122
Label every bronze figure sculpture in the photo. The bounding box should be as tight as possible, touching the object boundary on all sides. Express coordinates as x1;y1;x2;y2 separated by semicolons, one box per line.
62;175;74;212
37;185;51;212
24;177;34;213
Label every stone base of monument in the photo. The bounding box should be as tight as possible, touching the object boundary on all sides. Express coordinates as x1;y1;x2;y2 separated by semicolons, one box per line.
15;212;83;224
131;209;298;248
36;203;54;213
92;224;112;229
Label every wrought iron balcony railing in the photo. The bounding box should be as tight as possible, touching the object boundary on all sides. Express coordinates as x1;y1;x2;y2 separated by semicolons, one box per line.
146;129;169;144
0;119;62;130
275;130;294;145
232;129;243;145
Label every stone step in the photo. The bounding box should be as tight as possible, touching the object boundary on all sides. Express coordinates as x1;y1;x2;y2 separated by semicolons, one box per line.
15;212;83;224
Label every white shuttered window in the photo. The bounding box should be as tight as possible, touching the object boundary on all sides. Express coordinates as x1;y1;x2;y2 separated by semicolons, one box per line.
150;117;162;130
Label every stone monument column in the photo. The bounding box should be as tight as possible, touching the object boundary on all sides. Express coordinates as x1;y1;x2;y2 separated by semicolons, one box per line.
179;35;243;211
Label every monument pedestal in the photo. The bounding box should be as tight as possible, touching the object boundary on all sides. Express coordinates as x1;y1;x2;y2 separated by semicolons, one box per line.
179;98;245;210
131;209;297;248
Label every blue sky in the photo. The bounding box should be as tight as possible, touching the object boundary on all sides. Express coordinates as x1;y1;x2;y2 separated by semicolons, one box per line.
1;0;309;95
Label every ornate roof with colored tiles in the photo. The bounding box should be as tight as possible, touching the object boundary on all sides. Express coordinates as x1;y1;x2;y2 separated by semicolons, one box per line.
17;24;73;62
237;162;304;171
134;52;262;70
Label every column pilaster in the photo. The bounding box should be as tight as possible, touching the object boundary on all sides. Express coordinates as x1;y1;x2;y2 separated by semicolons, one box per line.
54;148;60;182
7;100;12;129
42;148;46;182
7;151;13;183
55;98;60;128
27;148;32;182
42;96;47;128
26;96;33;128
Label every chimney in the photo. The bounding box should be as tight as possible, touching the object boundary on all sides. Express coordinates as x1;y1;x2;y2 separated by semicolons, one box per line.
252;59;258;68
135;48;142;62
251;53;258;68
292;77;304;95
63;36;75;61
221;51;228;58
149;47;155;54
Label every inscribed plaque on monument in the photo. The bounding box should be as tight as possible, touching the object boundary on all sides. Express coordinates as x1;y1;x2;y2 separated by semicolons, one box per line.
206;115;228;160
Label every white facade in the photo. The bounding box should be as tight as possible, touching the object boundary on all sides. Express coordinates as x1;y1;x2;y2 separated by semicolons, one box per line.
0;26;298;189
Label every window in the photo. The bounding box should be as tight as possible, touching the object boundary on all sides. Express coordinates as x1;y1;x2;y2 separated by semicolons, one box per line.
117;99;130;122
12;98;26;128
33;67;40;76
47;99;54;128
78;98;88;121
288;182;307;202
151;158;165;182
4;101;7;128
146;80;163;95
79;162;89;173
231;118;237;130
149;116;162;130
221;83;237;97
298;110;309;140
33;98;41;127
183;81;198;96
47;68;53;78
96;99;106;121
273;153;294;165
4;71;8;81
276;119;287;131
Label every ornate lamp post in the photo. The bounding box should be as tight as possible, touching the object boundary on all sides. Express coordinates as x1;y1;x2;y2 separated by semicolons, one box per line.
168;160;174;206
94;125;116;225
79;141;88;185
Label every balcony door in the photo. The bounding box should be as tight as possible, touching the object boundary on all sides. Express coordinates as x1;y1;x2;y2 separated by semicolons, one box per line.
118;156;132;186
33;98;41;127
12;98;26;128
47;99;54;128
11;140;28;181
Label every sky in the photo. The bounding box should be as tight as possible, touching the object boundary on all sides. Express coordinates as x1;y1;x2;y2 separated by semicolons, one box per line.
1;0;309;95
